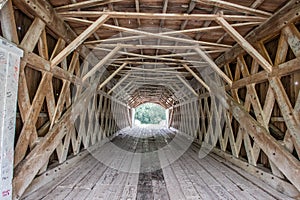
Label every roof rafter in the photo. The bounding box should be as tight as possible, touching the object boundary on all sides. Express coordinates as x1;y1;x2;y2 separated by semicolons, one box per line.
51;14;109;67
82;21;260;44
215;16;273;73
194;0;272;17
55;0;123;12
97;62;127;91
58;11;267;21
83;45;121;81
176;75;199;97
215;0;300;66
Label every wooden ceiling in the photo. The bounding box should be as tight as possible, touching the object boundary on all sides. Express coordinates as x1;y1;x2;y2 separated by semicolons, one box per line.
44;0;289;108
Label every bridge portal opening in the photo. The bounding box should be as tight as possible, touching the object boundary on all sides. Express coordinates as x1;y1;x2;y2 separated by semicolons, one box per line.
133;103;167;127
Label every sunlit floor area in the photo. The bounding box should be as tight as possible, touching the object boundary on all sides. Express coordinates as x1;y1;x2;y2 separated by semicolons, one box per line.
23;128;292;200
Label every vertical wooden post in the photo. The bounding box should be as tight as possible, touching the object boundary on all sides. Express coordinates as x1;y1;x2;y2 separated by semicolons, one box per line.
0;37;23;199
104;100;111;137
165;109;169;128
131;108;136;127
127;107;132;128
100;97;108;139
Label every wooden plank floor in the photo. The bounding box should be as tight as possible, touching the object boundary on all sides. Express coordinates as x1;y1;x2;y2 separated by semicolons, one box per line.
23;127;293;200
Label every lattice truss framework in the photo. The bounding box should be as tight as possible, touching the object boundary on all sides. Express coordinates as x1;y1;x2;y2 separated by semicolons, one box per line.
0;0;299;199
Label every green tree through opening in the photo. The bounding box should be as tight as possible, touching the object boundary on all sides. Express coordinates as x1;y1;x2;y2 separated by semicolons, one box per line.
135;103;166;124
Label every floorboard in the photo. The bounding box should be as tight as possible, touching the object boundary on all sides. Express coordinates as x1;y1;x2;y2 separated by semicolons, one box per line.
23;127;294;200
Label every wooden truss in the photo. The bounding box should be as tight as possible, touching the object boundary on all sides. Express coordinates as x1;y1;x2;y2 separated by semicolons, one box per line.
0;0;299;199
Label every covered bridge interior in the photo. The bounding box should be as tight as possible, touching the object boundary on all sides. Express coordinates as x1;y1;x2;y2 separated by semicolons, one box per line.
0;0;300;199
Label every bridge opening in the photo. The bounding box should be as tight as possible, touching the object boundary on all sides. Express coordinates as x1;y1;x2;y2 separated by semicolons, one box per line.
133;103;167;127
1;1;299;199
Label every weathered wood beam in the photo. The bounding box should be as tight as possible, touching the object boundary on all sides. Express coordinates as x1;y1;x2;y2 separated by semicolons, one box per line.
176;75;199;97
83;45;121;81
123;68;189;75
99;48;204;64
215;16;273;73
50;52;79;129
134;0;141;26
19;18;45;52
228;56;300;90
23;150;89;196
83;21;260;44
212;150;299;197
13;0;98;66
101;24;231;48
58;11;267;22
88;44;224;50
25;52;83;85
12;76;99;198
215;0;300;66
194;48;232;86
194;0;272;17
14;73;53;167
251;0;265;8
238;56;268;127
13;18;46;167
55;0;122;12
114;61;182;66
97;63;127;90
182;64;210;92
98;90;127;107
108;73;130;95
126;76;179;82
51;14;109;67
114;80;135;98
219;93;300;192
0;0;19;43
49;38;65;61
269;77;300;150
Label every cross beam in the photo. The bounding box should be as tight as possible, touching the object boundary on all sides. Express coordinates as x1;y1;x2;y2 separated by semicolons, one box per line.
215;16;273;73
182;64;211;92
176;75;199;97
51;14;109;67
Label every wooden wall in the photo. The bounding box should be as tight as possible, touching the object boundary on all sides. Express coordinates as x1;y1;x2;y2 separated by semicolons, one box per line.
171;16;300;198
0;0;299;199
0;1;131;199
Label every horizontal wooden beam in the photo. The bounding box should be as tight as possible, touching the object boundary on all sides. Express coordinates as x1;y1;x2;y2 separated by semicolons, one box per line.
55;0;123;12
82;21;260;44
228;57;300;90
195;0;272;17
25;52;83;85
212;150;300;197
87;44;228;50
113;61;182;66
99;47;205;64
58;11;268;22
101;24;231;48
